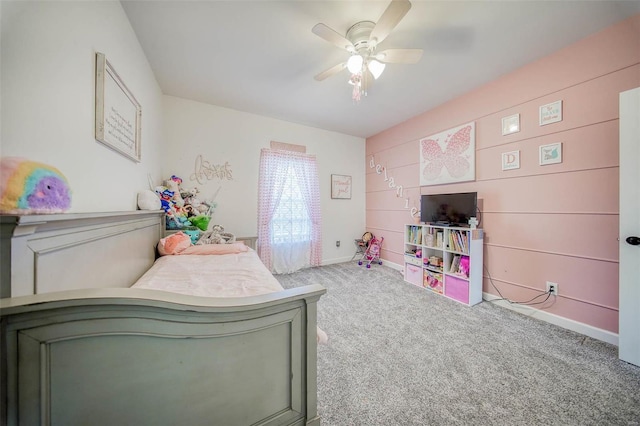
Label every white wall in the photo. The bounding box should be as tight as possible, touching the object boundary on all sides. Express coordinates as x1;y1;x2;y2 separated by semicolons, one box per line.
163;96;366;265
0;0;366;265
1;1;163;212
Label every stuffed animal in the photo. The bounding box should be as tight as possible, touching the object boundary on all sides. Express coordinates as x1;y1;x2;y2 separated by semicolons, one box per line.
184;187;209;215
183;229;202;244
197;224;236;244
137;190;161;210
190;214;210;231
157;189;174;212
165;178;184;208
0;157;72;214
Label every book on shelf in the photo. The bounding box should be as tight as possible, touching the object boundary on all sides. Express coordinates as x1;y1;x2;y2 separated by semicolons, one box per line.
449;230;468;253
449;254;470;277
425;233;435;247
449;255;461;274
408;225;423;245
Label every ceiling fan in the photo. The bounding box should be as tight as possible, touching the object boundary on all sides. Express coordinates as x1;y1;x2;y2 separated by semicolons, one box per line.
312;0;423;101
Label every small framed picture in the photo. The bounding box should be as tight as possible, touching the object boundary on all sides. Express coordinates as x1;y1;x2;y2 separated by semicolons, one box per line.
539;143;562;165
501;114;520;135
331;174;352;199
502;150;520;170
539;100;562;126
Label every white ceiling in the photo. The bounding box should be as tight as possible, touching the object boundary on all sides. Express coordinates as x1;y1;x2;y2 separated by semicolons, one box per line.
121;1;640;139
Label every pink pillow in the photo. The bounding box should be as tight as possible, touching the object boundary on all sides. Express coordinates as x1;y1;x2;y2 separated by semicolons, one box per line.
180;242;249;255
157;232;192;256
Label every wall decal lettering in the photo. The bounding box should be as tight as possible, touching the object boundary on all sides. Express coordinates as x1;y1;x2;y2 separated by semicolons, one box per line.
370;155;417;217
190;154;233;185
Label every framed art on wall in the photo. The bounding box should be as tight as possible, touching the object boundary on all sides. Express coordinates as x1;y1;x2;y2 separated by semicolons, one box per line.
539;100;562;126
539;142;562;165
95;52;142;162
419;121;475;186
501;114;520;135
502;150;520;170
331;174;352;199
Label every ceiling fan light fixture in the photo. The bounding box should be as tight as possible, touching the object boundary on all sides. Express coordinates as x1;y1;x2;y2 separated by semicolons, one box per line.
368;60;386;79
311;0;420;102
347;54;364;74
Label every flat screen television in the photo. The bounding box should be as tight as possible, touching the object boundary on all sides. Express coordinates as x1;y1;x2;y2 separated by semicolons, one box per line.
420;192;477;226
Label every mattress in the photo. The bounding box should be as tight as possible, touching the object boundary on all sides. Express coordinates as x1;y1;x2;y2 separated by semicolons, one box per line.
132;248;328;344
132;250;284;297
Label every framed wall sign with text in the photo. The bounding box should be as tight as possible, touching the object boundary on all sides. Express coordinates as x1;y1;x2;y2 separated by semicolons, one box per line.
95;52;142;162
331;174;352;199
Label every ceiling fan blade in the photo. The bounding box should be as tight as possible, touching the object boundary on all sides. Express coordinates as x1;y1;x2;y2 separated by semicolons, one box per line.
376;49;423;64
314;62;346;81
312;23;355;52
369;0;412;45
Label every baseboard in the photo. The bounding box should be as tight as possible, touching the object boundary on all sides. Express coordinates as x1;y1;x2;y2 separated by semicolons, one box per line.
322;258;404;270
382;260;403;272
322;260;617;345
483;292;619;346
321;256;359;266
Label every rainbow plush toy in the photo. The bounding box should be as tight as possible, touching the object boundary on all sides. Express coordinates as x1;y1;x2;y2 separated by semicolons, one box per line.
0;157;71;214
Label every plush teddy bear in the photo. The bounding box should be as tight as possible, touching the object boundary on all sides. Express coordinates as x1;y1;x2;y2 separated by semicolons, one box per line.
184;187;210;215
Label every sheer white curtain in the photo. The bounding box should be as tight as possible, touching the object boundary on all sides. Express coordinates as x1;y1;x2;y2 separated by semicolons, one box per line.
257;149;322;274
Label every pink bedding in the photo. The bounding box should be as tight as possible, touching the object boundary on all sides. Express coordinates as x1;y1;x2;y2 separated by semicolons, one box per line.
132;248;328;344
132;249;284;297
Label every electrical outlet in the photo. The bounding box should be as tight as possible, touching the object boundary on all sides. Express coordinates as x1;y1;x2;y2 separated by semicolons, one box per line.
546;281;558;295
336;240;340;247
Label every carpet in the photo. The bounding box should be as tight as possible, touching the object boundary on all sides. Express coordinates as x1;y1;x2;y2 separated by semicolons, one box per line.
276;262;640;426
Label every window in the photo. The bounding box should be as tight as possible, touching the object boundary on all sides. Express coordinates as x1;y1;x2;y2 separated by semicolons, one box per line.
257;149;322;273
270;165;311;244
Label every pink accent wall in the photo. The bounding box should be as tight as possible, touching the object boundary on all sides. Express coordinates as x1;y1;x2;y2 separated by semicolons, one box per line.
365;14;640;334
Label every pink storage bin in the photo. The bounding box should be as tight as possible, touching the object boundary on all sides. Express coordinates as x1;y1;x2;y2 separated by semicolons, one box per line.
424;270;443;294
445;276;469;304
405;264;422;287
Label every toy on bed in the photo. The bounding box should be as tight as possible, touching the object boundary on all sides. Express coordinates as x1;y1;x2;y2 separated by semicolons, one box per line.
155;174;216;231
197;224;235;245
157;231;248;256
0;157;72;214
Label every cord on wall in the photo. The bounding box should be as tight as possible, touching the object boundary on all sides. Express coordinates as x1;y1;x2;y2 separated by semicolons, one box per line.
483;264;555;306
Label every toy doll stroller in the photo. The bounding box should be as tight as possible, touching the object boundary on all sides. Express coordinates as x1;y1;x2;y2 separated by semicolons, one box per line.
351;231;373;261
358;235;383;268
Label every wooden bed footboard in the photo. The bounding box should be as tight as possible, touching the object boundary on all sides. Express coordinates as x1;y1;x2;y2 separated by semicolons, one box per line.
0;285;326;426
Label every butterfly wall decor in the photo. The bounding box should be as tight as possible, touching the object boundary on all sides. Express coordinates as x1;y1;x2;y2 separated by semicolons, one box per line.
419;122;476;186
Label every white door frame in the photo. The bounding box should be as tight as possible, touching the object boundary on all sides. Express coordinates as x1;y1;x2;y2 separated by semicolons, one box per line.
619;87;640;367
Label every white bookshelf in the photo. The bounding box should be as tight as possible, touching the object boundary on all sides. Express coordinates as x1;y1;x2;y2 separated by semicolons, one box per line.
404;224;484;306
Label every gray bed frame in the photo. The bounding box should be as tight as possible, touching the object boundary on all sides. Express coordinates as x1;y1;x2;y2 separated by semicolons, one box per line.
0;211;325;426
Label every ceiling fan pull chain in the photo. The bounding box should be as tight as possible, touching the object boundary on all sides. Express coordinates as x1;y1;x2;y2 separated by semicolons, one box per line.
351;73;362;103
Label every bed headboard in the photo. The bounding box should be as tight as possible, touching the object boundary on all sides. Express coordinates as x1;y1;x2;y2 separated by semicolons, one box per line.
0;211;163;298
